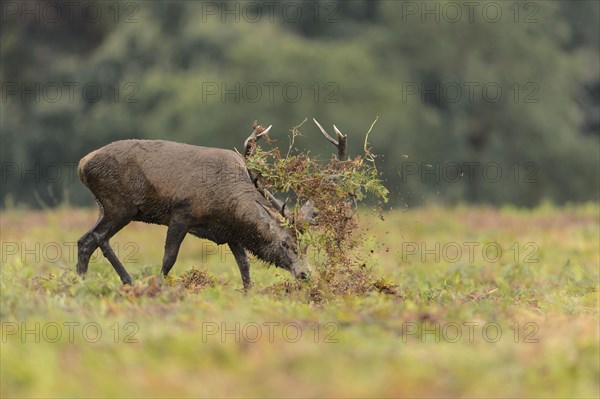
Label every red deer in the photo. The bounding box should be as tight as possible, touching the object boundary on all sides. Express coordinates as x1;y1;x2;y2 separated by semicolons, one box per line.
76;124;315;289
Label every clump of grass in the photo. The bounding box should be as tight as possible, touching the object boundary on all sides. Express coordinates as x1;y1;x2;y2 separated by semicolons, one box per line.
178;268;216;293
247;118;390;297
120;275;164;298
372;277;403;297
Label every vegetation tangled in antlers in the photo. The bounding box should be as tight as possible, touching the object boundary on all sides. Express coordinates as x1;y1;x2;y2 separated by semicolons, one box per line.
245;118;392;298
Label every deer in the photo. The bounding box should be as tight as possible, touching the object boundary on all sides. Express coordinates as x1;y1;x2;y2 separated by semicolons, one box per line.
76;120;346;290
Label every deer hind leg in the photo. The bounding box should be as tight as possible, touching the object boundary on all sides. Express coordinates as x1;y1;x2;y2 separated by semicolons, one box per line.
78;204;136;285
229;242;252;291
77;219;101;277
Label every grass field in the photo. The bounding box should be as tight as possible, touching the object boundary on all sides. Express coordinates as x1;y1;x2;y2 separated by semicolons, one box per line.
1;204;599;398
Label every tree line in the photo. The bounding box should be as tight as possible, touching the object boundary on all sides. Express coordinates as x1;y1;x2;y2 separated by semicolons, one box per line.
1;0;598;207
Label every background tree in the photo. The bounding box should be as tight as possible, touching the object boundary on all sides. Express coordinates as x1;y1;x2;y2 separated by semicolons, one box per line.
1;0;598;207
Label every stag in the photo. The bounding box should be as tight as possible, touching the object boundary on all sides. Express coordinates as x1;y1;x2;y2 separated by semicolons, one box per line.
76;124;310;289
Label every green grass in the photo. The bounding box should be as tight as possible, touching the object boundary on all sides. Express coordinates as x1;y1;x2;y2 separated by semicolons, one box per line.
1;204;599;398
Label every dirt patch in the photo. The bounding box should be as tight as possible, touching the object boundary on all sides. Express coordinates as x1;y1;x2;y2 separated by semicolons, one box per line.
260;270;404;304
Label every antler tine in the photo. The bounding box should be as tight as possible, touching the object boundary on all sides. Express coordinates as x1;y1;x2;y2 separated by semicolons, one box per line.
280;196;290;217
313;118;339;146
258;125;272;137
333;125;346;140
262;187;293;220
332;124;348;161
243;127;260;151
314;118;347;161
264;188;283;211
244;123;271;158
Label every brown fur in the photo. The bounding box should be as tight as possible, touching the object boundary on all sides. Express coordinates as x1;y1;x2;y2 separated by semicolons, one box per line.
76;139;308;288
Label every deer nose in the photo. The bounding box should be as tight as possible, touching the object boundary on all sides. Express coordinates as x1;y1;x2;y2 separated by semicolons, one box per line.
298;271;309;280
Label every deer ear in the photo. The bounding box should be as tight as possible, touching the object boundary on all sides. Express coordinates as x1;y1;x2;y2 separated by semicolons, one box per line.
255;201;285;236
298;200;319;225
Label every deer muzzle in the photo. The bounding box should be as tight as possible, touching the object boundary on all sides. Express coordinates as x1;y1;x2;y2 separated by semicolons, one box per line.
291;257;312;281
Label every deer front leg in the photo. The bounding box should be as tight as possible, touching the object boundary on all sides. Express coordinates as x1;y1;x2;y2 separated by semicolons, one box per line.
229;242;252;291
161;219;188;279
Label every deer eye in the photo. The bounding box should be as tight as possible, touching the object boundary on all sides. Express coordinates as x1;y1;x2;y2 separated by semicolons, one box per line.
281;238;293;250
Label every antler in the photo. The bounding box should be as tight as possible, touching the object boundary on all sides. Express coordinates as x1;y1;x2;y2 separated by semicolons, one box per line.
261;184;286;216
313;118;347;161
243;121;316;229
243;121;272;158
242;121;287;216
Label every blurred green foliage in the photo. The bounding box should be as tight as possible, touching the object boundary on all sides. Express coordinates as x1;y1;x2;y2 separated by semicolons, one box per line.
1;0;598;207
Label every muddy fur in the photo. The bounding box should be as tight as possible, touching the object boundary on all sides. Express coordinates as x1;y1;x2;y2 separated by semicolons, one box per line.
77;139;307;288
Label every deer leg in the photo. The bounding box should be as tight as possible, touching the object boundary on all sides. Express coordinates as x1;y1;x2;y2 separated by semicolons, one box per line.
229;242;252;290
77;224;100;277
76;213;118;277
161;219;188;278
77;210;135;284
98;240;133;285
